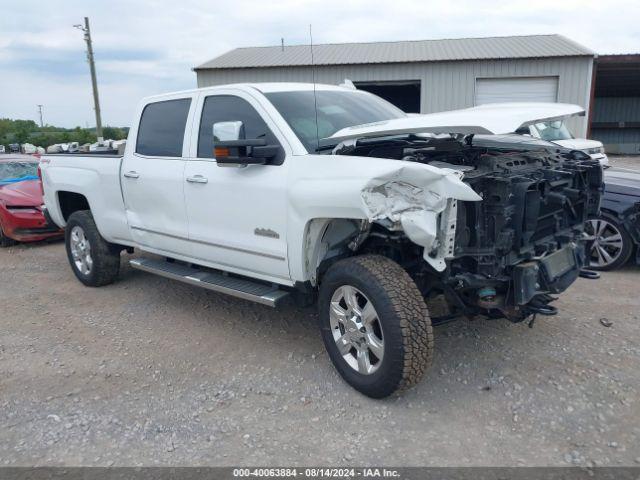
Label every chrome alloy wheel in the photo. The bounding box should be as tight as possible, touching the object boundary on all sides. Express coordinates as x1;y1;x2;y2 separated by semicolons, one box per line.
70;225;93;275
585;218;624;268
329;285;384;375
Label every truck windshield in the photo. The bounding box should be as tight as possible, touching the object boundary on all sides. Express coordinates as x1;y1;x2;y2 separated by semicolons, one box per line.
532;120;574;141
265;90;406;152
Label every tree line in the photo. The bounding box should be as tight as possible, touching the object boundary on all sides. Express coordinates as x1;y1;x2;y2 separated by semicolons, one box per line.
0;118;128;149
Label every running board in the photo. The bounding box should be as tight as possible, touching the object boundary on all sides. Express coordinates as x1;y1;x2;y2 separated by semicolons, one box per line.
129;258;290;307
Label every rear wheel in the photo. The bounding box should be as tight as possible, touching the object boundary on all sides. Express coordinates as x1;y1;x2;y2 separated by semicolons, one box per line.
585;214;633;271
65;211;121;286
318;255;433;398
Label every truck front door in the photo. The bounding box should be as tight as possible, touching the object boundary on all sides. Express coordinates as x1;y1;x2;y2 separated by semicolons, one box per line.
121;96;195;257
183;92;290;283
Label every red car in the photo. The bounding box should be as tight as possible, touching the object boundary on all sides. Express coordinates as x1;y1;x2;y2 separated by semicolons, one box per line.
0;156;63;247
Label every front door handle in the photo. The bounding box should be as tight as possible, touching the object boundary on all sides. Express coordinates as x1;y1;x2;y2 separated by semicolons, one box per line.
186;175;208;184
123;171;140;179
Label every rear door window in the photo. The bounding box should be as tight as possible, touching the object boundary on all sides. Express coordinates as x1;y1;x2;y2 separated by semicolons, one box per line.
136;98;191;157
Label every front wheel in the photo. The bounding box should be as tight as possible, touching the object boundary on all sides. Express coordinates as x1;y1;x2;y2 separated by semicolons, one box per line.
65;210;121;286
318;255;433;398
585;214;634;271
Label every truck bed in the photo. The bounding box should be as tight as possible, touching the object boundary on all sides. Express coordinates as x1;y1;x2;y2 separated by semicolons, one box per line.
40;153;133;246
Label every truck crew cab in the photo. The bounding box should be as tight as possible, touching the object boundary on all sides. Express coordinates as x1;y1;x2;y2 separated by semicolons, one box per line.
41;83;602;398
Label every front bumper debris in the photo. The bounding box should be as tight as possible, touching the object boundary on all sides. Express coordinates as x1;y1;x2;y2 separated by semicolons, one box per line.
513;244;582;306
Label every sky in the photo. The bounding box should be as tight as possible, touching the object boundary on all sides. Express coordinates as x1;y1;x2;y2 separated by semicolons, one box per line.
1;0;638;128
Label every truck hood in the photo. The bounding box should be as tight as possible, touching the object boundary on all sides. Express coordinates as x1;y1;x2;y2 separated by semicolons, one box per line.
327;102;585;143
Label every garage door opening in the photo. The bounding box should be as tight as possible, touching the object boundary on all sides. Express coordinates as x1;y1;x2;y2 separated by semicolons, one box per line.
355;81;421;113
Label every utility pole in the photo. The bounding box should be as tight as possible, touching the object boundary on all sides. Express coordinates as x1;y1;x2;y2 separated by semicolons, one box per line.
74;17;103;142
37;104;44;128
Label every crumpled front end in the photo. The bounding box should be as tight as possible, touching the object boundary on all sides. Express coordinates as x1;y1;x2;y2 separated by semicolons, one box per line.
330;133;603;322
360;165;481;271
444;152;603;321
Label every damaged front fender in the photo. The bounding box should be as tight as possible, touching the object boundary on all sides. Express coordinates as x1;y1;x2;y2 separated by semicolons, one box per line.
288;155;482;283
361;165;481;271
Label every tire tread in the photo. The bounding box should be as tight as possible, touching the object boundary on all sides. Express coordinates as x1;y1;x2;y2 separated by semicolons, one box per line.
65;210;120;287
320;254;433;397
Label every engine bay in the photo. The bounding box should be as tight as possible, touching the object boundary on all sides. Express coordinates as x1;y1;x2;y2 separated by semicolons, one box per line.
333;134;603;322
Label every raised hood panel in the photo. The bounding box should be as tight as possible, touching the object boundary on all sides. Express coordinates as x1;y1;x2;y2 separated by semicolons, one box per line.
327;102;585;143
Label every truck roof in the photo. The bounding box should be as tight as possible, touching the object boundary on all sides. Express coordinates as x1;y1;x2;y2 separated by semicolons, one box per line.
142;82;354;103
140;82;351;103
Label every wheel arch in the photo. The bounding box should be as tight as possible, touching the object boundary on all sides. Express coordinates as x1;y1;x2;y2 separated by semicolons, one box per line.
58;191;91;222
301;217;369;287
53;189;125;245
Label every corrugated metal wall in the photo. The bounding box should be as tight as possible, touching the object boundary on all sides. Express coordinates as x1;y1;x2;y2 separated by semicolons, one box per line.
591;97;640;153
196;56;593;136
594;96;640;121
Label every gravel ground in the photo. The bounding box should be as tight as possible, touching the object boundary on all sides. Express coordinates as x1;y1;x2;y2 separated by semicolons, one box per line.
608;154;640;171
1;242;639;467
1;154;639;467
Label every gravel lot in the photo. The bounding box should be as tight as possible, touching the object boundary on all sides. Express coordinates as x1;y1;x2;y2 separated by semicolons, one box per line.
609;155;640;170
1;156;639;467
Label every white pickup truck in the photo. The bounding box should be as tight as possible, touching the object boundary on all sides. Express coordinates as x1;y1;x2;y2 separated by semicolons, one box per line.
41;83;603;397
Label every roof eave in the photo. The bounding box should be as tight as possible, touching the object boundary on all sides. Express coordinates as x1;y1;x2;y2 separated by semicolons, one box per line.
193;53;595;71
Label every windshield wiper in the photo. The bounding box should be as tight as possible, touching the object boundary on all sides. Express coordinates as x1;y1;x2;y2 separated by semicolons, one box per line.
315;138;338;152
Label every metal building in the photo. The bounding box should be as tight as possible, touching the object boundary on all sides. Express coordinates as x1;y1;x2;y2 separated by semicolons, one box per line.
194;34;595;136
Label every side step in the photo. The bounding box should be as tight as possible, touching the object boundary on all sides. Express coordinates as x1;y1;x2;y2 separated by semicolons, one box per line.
129;257;290;307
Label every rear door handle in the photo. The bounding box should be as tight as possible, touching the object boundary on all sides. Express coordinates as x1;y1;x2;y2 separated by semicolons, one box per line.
123;171;140;179
186;175;208;184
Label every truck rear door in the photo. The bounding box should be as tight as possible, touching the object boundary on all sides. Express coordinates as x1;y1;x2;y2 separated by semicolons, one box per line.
121;95;196;257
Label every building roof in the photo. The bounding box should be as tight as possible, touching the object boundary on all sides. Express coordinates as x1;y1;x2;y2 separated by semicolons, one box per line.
194;34;594;70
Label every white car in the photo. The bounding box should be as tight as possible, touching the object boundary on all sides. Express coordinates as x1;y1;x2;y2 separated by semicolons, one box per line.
40;83;602;397
46;144;63;154
519;121;608;167
20;143;37;154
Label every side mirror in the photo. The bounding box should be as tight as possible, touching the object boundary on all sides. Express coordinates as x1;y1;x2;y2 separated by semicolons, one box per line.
212;121;280;167
213;121;244;142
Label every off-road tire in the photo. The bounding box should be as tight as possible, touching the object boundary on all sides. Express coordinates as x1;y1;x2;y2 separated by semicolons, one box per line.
65;210;121;287
318;254;433;398
0;224;17;248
